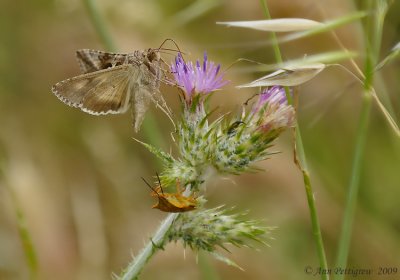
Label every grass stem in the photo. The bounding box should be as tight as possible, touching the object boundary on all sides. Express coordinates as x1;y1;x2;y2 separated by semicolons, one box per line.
260;1;329;279
7;186;38;280
334;92;372;279
82;0;116;52
334;1;380;277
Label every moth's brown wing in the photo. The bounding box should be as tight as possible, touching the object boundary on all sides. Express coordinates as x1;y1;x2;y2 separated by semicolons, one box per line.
52;65;134;115
76;49;129;73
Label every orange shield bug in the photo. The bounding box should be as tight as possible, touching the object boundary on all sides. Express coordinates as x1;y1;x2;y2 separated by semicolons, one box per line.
141;174;197;213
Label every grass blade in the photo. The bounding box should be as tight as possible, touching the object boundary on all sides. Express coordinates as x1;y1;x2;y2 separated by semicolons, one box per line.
169;0;223;28
279;11;367;43
237;63;325;87
6;186;38;279
235;51;357;73
376;41;400;70
217;18;322;32
371;88;400;137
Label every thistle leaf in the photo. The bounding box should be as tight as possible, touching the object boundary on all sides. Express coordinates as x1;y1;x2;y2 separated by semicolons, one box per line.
133;138;174;163
210;251;244;271
216;18;322;32
237;63;325;87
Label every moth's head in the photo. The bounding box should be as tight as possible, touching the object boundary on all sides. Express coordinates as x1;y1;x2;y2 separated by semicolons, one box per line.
146;48;161;62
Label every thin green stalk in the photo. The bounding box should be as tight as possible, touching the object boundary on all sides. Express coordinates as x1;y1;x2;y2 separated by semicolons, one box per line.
6;186;38;280
119;213;179;280
82;0;116;52
296;125;329;280
302;170;328;270
334;92;372;278
334;1;381;277
259;0;282;64
118;184;196;279
81;0;166;152
260;1;328;278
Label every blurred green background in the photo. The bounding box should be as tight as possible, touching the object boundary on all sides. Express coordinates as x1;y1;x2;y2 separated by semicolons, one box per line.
0;0;399;279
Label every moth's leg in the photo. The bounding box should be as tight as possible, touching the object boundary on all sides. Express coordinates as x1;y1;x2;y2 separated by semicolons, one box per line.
137;71;176;130
131;84;152;132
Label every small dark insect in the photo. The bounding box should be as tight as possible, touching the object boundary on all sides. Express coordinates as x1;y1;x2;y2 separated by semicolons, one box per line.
227;121;245;135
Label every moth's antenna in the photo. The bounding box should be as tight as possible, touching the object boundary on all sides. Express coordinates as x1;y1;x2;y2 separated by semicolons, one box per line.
157;38;171;50
158;48;187;55
221;58;272;74
141;177;159;197
147;72;176;130
243;93;260;106
155;172;165;195
157;38;183;55
158;59;172;72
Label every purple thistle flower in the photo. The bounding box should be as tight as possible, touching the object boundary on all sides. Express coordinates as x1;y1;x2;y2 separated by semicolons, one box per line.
252;86;294;132
171;52;228;101
253;86;288;113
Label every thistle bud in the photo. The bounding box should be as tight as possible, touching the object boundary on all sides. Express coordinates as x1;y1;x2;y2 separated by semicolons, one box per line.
168;206;273;267
212;86;295;174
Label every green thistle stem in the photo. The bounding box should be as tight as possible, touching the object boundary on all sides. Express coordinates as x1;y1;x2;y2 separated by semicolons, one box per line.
260;1;328;278
119;213;179;280
119;185;197;279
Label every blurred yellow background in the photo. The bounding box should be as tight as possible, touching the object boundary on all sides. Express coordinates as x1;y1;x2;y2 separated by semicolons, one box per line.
0;0;399;279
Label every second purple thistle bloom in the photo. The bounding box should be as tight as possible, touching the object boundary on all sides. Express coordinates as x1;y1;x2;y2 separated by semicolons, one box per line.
253;86;289;112
252;86;294;132
171;52;229;101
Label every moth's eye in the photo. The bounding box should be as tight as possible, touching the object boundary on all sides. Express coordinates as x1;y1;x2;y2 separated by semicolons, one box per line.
147;51;160;62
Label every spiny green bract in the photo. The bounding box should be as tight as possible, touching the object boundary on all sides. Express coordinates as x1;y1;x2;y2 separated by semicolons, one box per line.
212;110;283;174
139;96;293;190
167;206;273;267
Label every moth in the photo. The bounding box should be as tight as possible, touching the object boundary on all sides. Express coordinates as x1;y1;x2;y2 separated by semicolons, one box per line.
142;176;197;213
51;48;164;132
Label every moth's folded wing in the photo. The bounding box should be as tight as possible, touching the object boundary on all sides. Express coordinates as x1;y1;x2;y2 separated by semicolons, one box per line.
52;65;134;115
76;49;129;73
76;49;101;73
81;66;134;115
